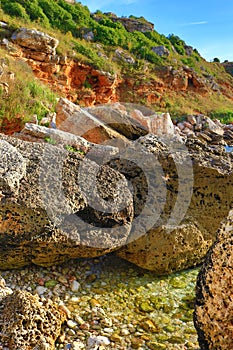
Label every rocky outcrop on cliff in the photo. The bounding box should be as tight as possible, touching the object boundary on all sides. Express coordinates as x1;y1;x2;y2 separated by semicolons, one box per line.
92;13;154;33
0;133;133;269
1;26;227;110
194;210;233;350
222;61;233;76
11;28;59;56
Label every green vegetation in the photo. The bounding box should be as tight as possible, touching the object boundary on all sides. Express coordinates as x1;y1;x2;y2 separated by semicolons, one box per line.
209;110;233;124
0;51;57;128
1;0;233;120
44;136;57;144
64;144;85;154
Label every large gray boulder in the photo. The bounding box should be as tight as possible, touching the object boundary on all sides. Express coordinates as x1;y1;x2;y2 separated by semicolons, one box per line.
0;133;133;269
194;210;233;350
115;134;233;274
86;102;175;140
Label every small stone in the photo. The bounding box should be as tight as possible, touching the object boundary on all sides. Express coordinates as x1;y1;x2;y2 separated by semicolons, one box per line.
70;296;80;303
44;279;57;288
79;322;90;330
73;341;85;349
86;274;97;282
168;335;184;344
121;328;130;335
140;319;160;333
74;315;85;325
148;342;167;350
57;333;66;343
87;335;110;348
67;319;78;330
70;280;80;292
139;301;154;312
58;276;68;285
35;286;48;295
67;328;76;336
58;304;71;319
110;333;122;343
90;298;101;307
131;337;144;348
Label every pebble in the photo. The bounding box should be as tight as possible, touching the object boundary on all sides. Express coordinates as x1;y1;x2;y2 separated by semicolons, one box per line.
35;286;48;295
66;319;78;330
73;341;85;349
70;280;80;292
87;335;110;348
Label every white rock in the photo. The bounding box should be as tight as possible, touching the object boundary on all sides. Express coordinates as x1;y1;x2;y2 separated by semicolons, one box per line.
35;286;48;295
67;319;78;329
87;335;110;349
73;341;85;349
70;280;80;292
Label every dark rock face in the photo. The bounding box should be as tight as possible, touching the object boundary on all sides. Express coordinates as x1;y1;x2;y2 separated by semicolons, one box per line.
0;134;133;269
222;61;233;76
0;289;66;349
194;210;233;350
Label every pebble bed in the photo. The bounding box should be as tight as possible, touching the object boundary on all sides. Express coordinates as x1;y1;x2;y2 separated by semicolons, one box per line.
1;254;200;350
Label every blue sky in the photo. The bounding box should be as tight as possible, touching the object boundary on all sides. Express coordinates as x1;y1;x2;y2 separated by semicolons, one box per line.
80;0;233;62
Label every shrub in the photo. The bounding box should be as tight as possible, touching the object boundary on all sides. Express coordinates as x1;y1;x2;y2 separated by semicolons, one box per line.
1;2;29;20
168;34;186;55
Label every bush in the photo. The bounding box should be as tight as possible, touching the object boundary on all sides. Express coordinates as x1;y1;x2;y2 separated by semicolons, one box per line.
209;110;233;124
168;34;186;55
1;2;29;20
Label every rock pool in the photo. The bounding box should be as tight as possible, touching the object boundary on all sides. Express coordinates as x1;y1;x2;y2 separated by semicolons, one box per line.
1;254;200;349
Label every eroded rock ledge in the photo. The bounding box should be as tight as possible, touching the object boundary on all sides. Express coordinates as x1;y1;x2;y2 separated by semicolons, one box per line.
0;133;133;269
194;210;233;350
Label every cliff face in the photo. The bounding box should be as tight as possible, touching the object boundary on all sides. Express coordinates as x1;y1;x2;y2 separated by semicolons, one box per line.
3;37;224;109
1;10;233;120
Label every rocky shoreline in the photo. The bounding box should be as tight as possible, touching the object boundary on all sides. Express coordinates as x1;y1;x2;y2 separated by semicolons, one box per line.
1;255;200;350
0;98;232;349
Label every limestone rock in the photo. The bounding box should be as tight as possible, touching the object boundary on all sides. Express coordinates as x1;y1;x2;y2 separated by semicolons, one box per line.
0;290;66;349
0;134;133;269
152;46;170;57
184;45;193;56
55;98;128;145
116;134;233;273
11;28;59;55
86;102;175;140
114;48;135;64
194;210;233;350
93;13;154;33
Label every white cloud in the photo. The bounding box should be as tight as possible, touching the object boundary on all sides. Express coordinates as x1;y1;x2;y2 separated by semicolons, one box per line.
182;21;208;26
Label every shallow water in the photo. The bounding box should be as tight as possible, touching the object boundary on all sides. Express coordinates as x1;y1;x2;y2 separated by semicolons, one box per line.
2;254;200;349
